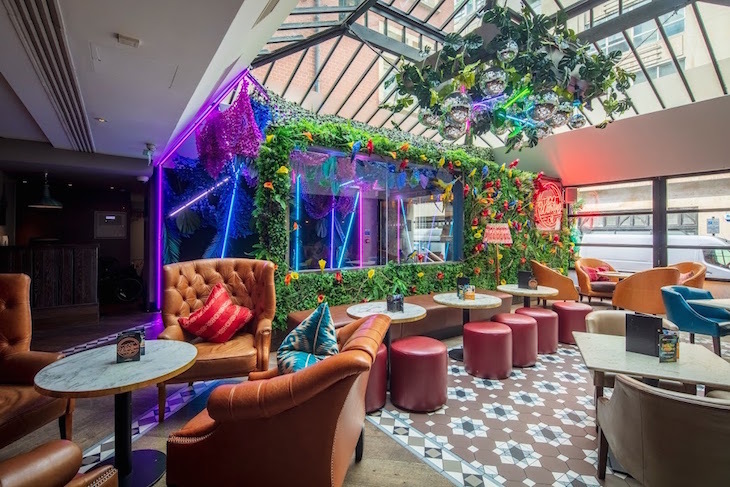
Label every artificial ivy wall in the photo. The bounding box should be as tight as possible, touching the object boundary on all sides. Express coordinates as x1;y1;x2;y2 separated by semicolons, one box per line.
249;98;571;330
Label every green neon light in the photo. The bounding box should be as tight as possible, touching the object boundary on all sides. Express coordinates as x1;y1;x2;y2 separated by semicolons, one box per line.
502;87;531;109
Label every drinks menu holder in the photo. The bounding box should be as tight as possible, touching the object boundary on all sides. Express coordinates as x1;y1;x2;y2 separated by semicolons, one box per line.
625;313;662;358
457;277;470;300
387;294;404;312
117;331;142;363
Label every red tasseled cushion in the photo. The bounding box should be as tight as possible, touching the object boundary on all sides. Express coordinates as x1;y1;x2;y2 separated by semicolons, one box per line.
178;283;253;343
679;270;695;283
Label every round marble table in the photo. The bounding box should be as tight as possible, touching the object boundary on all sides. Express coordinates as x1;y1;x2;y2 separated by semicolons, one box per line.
597;270;633;280
497;284;559;308
35;339;197;487
347;302;427;386
433;293;503;361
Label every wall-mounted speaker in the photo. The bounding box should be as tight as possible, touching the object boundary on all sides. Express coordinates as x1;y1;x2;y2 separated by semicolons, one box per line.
564;187;578;204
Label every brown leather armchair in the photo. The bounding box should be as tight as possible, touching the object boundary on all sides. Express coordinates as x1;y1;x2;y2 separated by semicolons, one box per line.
530;260;579;304
158;258;275;421
0;440;117;487
670;261;706;288
0;274;74;449
612;267;680;314
597;375;730;486
166;314;391;487
574;257;617;302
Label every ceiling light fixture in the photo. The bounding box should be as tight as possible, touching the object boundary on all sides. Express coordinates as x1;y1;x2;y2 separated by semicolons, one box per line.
28;172;63;209
94;117;107;123
115;33;140;48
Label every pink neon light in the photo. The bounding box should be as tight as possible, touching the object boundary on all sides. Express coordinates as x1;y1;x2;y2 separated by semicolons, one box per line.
156;166;163;308
155;68;250;168
396;197;401;264
359;188;363;267
167;177;230;218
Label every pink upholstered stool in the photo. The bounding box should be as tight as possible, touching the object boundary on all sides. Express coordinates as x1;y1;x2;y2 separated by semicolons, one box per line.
493;313;538;367
463;321;512;379
390;336;447;412
552;301;593;344
365;343;387;413
515;307;559;354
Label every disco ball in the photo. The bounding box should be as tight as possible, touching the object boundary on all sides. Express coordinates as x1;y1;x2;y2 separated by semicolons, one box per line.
442;92;472;125
568;112;587;129
439;122;467;141
535;121;553;139
547;102;572;128
497;39;519;63
418;107;441;128
532;92;559;122
479;68;507;95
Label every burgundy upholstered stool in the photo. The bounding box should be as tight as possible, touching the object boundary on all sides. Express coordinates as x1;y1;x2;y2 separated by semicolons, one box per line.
515;307;559;354
463;321;512;379
493;313;538;367
365;343;387;413
552;301;593;344
390;336;447;412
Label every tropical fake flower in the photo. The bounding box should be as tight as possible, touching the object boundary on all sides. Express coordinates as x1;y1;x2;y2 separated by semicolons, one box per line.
474;267;481;275
417;272;424;278
302;131;314;142
284;273;292;286
291;272;299;280
317;294;325;304
318;259;326;271
335;271;343;283
437;272;444;280
266;134;274;144
367;269;375;279
276;166;289;175
263;181;274;189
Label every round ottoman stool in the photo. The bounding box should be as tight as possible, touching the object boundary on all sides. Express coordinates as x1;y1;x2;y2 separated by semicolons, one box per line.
365;343;387;413
493;313;538;367
391;336;447;412
515;307;559;354
463;321;512;379
552;301;593;344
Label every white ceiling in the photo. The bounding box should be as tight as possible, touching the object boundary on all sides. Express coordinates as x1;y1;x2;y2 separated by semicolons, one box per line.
0;0;297;172
493;93;730;186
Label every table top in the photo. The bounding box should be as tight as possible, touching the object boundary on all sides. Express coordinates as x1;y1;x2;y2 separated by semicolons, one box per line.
686;298;730;311
573;332;730;389
432;292;502;309
35;340;198;399
597;271;633;279
346;302;427;324
496;284;559;298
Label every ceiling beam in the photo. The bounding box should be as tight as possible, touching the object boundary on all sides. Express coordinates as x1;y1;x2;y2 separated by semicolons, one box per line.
344;0;380;26
277;20;342;31
370;1;447;43
252;26;343;67
578;0;693;44
346;23;428;61
290;6;357;15
698;0;730;6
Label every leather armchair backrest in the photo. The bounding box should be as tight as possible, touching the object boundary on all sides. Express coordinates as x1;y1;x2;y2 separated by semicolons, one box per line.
0;274;32;360
162;259;276;329
530;260;578;300
661;286;720;335
613;267;679;314
603;375;730;486
575;258;615;293
586;309;677;336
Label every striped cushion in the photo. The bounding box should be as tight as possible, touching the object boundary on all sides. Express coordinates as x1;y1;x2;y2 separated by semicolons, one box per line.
178;283;253;343
277;302;338;374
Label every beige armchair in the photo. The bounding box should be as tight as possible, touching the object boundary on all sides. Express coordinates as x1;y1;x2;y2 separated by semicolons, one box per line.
597;375;730;486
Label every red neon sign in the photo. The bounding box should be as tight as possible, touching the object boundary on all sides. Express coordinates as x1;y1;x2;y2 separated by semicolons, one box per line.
533;181;563;231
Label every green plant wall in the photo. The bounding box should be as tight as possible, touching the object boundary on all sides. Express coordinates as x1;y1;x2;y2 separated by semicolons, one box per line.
250;98;572;330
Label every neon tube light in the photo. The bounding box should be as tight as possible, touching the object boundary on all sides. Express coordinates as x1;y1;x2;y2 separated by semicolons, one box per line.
155;68;250;168
444;219;454;260
399;198;412;255
397;198;401;264
295;174;301;272
156;166;163;308
502;86;531;109
167;177;230;218
337;191;360;268
359;189;363;267
506;115;535;127
329;207;335;269
220;169;240;258
426;213;436;253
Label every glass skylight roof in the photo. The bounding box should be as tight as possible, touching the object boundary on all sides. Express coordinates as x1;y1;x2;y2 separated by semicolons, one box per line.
252;0;730;149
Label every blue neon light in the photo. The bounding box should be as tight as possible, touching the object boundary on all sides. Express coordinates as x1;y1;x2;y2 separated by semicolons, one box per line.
329;207;335;269
444;219;454;260
221;168;240;258
337;191;360;268
506;115;535;127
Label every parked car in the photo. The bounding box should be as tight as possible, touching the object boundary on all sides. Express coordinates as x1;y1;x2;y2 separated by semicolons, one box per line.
577;233;730;280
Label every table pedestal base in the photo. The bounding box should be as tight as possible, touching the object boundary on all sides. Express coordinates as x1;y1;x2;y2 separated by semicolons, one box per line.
449;309;471;362
99;450;166;487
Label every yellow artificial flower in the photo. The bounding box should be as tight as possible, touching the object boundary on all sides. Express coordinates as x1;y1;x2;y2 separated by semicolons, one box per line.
420;154;427;161
348;141;354;149
291;272;300;280
500;279;506;285
469;168;477;177
389;151;397;159
318;259;326;271
497;252;503;260
500;163;506;172
276;166;289;175
266;134;274;144
367;269;375;279
454;160;462;167
474;231;482;239
417;272;424;278
508;169;513;178
438;157;445;167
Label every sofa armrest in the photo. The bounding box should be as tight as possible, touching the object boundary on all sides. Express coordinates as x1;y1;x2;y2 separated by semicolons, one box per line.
207;351;370;422
158;324;186;341
0;351;63;385
66;466;118;487
248;368;280;381
253;317;272;371
0;440;81;487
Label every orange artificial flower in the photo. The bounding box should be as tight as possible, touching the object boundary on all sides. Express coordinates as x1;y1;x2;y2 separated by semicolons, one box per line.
284;273;292;286
302;131;314;142
264;181;274;190
317;294;325;304
474;267;481;275
399;142;410;152
437;272;444;280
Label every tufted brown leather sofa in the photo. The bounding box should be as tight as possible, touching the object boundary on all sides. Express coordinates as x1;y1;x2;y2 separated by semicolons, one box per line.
158;259;275;421
286;289;512;341
0;274;74;449
0;440;117;487
166;314;390;487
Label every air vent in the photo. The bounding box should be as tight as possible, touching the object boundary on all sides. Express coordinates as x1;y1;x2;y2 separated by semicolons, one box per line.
253;0;279;28
3;0;94;152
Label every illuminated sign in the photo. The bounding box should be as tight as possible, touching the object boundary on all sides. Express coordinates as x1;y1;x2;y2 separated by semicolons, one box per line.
533;180;563;231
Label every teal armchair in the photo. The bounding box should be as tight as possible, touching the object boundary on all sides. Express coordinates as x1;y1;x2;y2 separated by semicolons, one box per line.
661;286;730;356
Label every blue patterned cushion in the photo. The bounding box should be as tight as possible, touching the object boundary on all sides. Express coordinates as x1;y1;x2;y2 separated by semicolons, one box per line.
277;303;339;374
